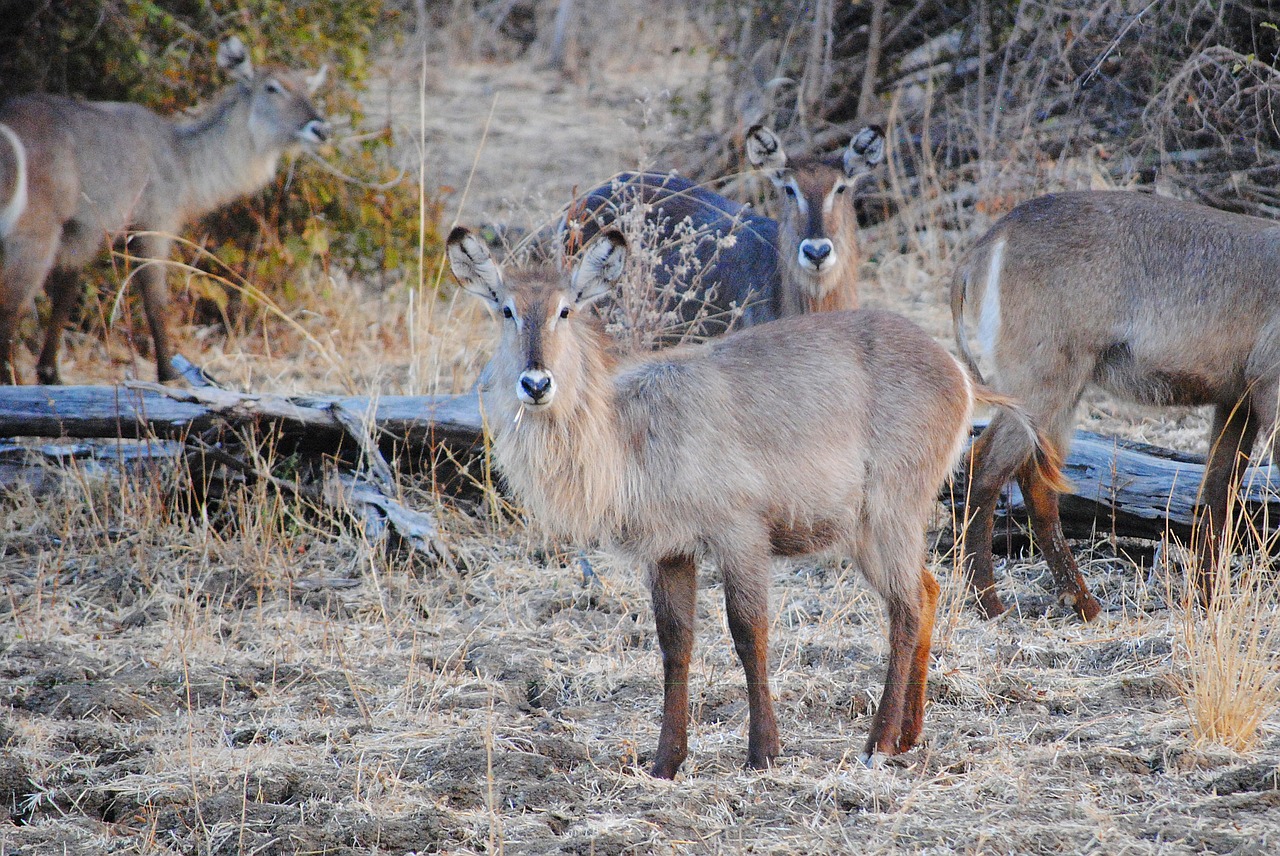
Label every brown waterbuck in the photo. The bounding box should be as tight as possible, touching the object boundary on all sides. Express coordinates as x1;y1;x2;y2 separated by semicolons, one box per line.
562;125;885;337
952;190;1280;621
745;124;885;315
0;36;329;385
448;225;1064;777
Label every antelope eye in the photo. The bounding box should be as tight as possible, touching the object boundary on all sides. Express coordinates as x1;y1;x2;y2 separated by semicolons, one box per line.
783;185;797;198
502;306;514;319
559;306;571;319
265;80;283;95
834;184;847;195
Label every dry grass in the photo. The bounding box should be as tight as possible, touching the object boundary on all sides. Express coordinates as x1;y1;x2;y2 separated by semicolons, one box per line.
1174;462;1280;753
4;7;1280;855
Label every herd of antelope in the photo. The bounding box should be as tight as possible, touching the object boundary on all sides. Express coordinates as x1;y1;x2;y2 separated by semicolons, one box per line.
2;37;1275;778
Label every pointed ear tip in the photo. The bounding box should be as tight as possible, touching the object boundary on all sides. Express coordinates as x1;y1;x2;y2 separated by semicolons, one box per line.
446;225;471;245
603;230;627;251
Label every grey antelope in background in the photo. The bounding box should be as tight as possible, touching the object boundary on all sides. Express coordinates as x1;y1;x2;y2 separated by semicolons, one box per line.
745;123;885;315
562;125;885;336
953;190;1280;621
447;225;1065;777
0;36;329;385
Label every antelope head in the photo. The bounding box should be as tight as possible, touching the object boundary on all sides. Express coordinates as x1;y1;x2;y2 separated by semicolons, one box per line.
448;226;626;410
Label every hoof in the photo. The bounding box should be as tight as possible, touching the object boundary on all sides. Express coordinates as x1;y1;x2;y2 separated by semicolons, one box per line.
858;750;888;770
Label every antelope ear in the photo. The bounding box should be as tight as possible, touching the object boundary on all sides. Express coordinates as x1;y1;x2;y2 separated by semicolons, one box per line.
745;125;787;173
305;64;328;96
571;230;626;306
217;36;254;83
447;227;505;308
843;125;885;178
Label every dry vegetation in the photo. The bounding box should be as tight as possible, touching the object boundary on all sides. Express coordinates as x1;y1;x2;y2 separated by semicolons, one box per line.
3;2;1280;854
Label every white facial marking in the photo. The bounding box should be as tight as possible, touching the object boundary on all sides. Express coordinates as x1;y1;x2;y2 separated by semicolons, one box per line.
517;368;554;408
797;238;835;273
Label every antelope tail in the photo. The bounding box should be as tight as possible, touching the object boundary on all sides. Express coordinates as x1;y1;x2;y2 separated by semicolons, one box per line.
0;123;28;238
950;249;987;385
973;384;1072;494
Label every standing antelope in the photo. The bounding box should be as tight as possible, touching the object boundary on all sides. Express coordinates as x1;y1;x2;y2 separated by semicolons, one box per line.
745;124;885;315
952;190;1280;621
563;125;885;336
448;225;1063;777
0;36;329;385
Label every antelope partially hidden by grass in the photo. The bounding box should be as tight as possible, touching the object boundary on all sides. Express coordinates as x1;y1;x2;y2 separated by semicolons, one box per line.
745;124;885;315
448;225;1064;777
562;125;885;336
0;36;329;385
953;190;1280;621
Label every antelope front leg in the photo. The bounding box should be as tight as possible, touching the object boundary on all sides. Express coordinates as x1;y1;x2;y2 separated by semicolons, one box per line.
897;567;939;753
649;554;697;779
133;235;178;383
722;551;779;770
862;582;921;764
1194;401;1258;603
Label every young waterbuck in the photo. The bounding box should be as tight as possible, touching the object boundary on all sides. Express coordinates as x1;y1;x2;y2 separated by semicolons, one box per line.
0;36;329;384
745;124;885;315
448;225;1063;777
561;125;885;337
952;190;1280;620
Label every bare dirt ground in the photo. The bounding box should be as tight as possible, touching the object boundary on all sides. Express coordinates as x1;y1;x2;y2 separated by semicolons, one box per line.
3;14;1279;856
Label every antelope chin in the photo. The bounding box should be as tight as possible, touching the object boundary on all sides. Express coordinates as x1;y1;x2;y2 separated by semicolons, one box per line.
517;395;554;410
799;256;837;276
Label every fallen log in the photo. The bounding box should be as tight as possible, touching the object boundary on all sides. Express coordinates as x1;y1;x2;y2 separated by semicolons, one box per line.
948;422;1280;545
0;383;472;565
4;386;1280;546
0;384;484;453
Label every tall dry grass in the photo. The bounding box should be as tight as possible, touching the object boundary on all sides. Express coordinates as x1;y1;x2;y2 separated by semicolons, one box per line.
1176;452;1280;751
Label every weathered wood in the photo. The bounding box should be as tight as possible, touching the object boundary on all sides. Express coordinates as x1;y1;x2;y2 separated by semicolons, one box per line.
6;387;1280;545
0;385;484;451
949;422;1280;544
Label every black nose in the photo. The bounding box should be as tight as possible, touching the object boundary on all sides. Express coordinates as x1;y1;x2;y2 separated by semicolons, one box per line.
802;243;831;263
521;374;552;401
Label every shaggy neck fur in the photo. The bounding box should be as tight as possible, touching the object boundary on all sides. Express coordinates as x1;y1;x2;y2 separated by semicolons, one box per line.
172;84;282;222
486;319;631;543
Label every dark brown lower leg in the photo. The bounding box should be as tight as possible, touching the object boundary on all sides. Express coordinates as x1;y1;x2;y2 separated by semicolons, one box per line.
898;568;939;752
135;242;178;383
1016;462;1101;621
1194;402;1257;603
723;558;779;770
959;429;1013;618
863;591;920;760
35;268;80;385
650;553;697;779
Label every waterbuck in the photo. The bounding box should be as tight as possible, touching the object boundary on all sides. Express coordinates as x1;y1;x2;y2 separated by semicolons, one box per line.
448;225;1064;777
745;124;885;315
952;190;1280;620
562;125;885;338
0;36;329;384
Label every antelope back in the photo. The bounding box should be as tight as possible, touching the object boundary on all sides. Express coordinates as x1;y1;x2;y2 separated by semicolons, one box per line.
746;125;884;315
564;172;781;337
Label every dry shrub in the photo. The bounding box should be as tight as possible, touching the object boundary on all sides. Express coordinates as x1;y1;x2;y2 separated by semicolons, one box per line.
1177;470;1280;751
575;178;751;351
